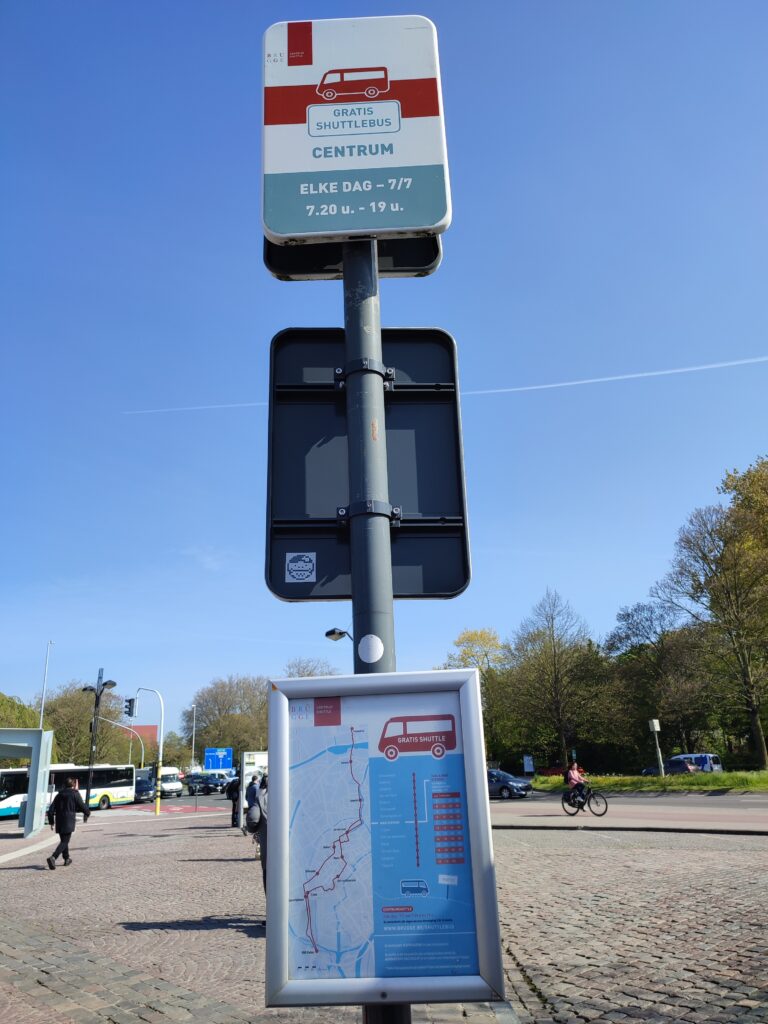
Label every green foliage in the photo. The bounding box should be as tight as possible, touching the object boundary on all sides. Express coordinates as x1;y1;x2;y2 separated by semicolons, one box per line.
0;692;39;730
180;674;269;759
532;771;768;793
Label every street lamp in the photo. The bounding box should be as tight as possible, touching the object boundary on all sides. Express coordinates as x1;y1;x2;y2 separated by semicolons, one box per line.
325;627;353;642
82;669;117;811
190;704;197;770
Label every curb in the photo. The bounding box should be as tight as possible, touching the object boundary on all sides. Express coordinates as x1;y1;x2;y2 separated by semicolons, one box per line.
491;824;768;836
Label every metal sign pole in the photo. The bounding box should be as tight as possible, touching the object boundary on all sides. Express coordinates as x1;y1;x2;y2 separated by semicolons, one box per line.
342;240;407;1024
343;239;396;677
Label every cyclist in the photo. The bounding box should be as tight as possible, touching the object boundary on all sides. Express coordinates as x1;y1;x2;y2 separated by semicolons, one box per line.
566;760;588;810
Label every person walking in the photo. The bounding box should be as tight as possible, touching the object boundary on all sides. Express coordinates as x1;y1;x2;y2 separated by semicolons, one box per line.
46;778;90;870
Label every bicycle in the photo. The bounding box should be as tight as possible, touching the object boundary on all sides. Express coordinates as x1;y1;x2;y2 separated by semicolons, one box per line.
561;783;608;817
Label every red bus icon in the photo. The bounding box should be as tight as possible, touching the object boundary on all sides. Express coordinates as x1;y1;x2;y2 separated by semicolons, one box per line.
378;715;456;761
317;67;390;101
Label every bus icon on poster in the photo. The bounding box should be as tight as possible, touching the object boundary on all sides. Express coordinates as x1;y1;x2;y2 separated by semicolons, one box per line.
378;715;456;761
316;67;390;101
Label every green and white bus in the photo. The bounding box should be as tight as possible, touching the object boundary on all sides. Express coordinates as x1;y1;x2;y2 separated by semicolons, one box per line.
0;763;136;818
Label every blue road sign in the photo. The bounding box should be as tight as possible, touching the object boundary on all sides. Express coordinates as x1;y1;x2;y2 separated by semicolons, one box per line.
204;747;233;770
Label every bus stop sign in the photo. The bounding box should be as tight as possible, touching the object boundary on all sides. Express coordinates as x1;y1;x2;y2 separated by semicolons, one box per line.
263;16;451;242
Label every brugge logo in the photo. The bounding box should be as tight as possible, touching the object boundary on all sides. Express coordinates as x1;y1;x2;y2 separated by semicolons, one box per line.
285;552;316;583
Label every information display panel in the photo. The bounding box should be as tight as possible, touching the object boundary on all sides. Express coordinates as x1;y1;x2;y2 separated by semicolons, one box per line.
265;669;504;1007
263;16;451;242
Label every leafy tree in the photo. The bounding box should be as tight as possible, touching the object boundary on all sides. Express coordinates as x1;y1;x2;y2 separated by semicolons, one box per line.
0;692;39;730
606;604;718;757
652;504;768;768
441;629;514;761
503;590;597;769
162;731;191;768
181;675;269;757
43;681;125;764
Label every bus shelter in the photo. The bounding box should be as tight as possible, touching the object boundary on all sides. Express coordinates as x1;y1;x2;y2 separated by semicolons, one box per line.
0;728;53;837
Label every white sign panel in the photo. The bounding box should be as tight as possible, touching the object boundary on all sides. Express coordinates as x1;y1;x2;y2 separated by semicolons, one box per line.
263;16;451;242
265;669;504;1007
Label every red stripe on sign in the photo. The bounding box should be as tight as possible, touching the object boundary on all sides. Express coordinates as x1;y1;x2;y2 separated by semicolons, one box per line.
287;22;313;66
264;78;439;125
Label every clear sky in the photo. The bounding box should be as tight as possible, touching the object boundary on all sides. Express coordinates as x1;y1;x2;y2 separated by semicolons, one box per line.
2;1;766;735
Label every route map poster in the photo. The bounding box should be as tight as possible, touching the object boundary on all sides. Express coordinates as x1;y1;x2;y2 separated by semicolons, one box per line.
266;669;504;1008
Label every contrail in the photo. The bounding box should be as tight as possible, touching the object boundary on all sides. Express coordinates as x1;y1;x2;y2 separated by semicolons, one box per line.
462;355;768;396
122;355;766;413
122;400;268;415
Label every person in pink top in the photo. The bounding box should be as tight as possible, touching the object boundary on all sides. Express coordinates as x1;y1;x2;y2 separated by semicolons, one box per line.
566;760;587;808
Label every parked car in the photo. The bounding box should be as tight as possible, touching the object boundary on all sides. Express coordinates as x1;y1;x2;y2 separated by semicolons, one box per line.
202;772;229;793
642;760;700;776
134;777;156;803
185;773;213;795
668;753;723;773
487;769;532;799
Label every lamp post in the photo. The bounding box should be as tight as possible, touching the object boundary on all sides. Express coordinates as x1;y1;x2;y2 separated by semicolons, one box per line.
38;640;55;729
96;715;145;769
137;687;165;816
82;669;117;811
191;704;197;770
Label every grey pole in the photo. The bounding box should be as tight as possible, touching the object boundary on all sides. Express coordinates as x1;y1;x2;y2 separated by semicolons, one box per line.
38;640;54;729
85;668;105;812
343;239;396;676
342;240;404;1024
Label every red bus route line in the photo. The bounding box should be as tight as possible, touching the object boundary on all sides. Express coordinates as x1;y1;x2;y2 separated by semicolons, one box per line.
412;772;420;868
302;725;364;953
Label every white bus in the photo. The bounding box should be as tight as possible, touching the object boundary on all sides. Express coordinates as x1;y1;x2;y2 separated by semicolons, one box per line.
0;763;136;818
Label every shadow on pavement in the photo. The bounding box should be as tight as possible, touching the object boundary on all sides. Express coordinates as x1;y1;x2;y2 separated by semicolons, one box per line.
0;864;48;871
180;857;256;863
121;915;265;939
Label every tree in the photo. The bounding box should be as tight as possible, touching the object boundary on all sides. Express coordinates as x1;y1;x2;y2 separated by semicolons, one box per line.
43;681;125;764
181;675;269;757
652;504;768;768
503;591;596;769
162;731;191;768
283;657;338;678
606;603;717;757
441;629;513;761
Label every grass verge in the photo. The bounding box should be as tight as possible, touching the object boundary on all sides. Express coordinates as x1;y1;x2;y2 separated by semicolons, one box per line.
532;770;768;793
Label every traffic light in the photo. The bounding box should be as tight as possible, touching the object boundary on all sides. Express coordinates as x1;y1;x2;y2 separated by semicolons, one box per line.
124;698;136;718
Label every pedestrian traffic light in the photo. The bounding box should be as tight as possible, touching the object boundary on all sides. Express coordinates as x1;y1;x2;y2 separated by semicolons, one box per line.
124;698;136;718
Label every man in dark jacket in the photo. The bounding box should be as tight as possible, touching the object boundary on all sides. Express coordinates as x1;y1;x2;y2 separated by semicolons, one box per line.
225;776;240;827
46;778;90;870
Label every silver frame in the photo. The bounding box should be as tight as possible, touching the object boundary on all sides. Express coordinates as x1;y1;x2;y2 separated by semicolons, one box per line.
265;668;505;1007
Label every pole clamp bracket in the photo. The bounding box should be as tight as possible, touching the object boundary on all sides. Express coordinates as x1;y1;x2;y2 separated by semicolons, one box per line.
334;362;396;390
337;502;402;527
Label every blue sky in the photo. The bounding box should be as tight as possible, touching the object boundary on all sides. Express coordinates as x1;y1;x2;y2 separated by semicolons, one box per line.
2;1;766;734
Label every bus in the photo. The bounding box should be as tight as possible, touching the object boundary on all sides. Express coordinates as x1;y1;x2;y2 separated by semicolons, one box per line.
0;763;136;818
378;715;457;761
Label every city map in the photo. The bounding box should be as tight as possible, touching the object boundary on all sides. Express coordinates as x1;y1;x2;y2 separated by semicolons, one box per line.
288;691;478;980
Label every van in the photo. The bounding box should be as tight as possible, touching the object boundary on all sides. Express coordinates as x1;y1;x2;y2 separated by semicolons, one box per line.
316;67;390;101
159;767;183;798
667;753;723;773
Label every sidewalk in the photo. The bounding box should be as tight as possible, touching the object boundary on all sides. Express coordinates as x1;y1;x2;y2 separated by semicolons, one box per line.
0;811;520;1024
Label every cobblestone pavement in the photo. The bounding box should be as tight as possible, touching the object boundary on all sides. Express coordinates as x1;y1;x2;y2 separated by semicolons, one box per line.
0;813;765;1024
0;812;508;1024
495;830;768;1024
